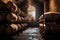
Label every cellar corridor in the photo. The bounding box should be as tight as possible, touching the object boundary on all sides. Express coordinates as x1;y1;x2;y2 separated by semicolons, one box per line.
0;0;44;40
2;0;60;40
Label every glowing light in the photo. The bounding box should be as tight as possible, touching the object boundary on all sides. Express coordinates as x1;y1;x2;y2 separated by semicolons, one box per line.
28;5;36;20
31;11;36;20
27;0;36;21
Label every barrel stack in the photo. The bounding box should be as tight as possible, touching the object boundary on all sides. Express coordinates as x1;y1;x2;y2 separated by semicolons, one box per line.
0;0;27;36
39;0;60;40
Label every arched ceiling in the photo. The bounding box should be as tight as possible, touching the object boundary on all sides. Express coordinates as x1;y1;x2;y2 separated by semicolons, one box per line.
13;0;44;13
13;0;44;7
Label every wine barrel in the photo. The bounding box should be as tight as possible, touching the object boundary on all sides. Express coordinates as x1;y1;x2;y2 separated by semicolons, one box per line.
17;16;22;22
39;12;60;40
21;23;27;29
6;24;22;34
16;8;21;15
6;24;18;34
44;12;60;33
6;1;26;17
7;13;25;22
17;24;22;30
16;8;26;17
17;17;25;22
21;17;24;21
7;13;18;22
6;1;17;13
19;11;26;17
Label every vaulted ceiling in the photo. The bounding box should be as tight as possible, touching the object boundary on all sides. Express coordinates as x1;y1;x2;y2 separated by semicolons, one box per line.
13;0;44;14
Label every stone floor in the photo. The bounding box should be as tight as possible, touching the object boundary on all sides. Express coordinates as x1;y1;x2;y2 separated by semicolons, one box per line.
0;27;43;40
13;27;43;40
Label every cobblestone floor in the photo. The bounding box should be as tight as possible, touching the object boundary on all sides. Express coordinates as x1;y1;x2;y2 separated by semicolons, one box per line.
0;27;43;40
13;27;43;40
